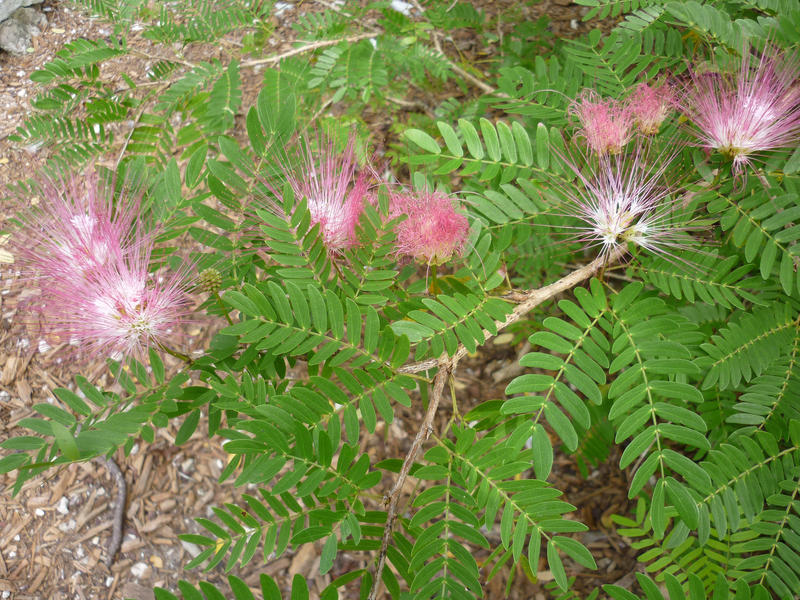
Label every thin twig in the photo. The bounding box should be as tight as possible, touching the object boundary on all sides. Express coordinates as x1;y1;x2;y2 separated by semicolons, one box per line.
103;456;127;566
407;0;497;96
240;31;381;67
127;48;196;69
114;82;170;169
157;342;193;364
398;247;626;375
369;357;453;600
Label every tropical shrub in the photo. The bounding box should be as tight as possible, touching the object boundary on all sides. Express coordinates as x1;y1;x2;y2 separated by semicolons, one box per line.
3;0;800;599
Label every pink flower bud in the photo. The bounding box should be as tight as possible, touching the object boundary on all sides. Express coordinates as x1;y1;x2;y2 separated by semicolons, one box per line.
569;91;633;155
389;191;469;264
628;83;673;135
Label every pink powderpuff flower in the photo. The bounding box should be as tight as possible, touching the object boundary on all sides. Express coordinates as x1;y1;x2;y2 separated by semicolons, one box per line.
548;141;691;261
12;172;191;360
280;133;373;251
628;82;673;135
569;91;633;155
389;190;470;264
680;44;800;172
62;244;193;359
13;172;136;285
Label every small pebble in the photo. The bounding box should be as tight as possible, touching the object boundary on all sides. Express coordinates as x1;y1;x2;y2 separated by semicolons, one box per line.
58;518;76;532
56;496;69;515
390;0;413;15
570;18;578;29
274;1;292;15
130;562;150;578
105;576;114;587
34;508;45;516
181;540;201;558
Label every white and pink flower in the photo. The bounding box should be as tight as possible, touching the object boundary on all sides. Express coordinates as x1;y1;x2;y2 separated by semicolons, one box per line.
680;44;800;171
13;172;191;360
281;133;373;251
548;141;690;260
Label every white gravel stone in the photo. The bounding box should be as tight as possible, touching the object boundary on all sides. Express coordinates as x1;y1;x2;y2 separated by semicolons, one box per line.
58;518;76;532
181;540;201;558
130;562;149;578
390;0;413;15
55;496;69;514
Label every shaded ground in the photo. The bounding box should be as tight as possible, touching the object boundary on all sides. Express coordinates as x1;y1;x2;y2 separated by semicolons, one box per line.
0;1;637;599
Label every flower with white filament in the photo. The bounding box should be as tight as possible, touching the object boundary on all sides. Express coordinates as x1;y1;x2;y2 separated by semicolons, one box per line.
680;44;800;171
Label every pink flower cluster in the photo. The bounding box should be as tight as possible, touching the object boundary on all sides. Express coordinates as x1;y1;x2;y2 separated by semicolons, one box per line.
388;191;470;265
276;135;373;252
274;132;470;265
570;84;673;154
558;43;800;261
13;173;190;360
680;44;800;172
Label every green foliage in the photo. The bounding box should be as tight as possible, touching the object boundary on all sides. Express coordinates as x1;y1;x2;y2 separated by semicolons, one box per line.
153;573;323;600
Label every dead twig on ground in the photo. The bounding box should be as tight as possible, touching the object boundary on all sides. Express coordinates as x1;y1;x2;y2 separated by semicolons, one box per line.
241;31;381;67
103;455;127;566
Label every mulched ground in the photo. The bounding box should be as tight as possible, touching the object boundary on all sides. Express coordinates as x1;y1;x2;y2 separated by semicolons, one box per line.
0;1;637;599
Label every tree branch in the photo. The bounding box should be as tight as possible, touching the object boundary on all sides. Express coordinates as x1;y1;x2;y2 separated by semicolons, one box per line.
371;247;626;597
398;248;626;374
240;31;381;67
103;455;127;566
368;357;452;600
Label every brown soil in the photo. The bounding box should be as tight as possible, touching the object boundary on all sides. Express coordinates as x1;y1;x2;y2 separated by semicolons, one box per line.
0;2;636;599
